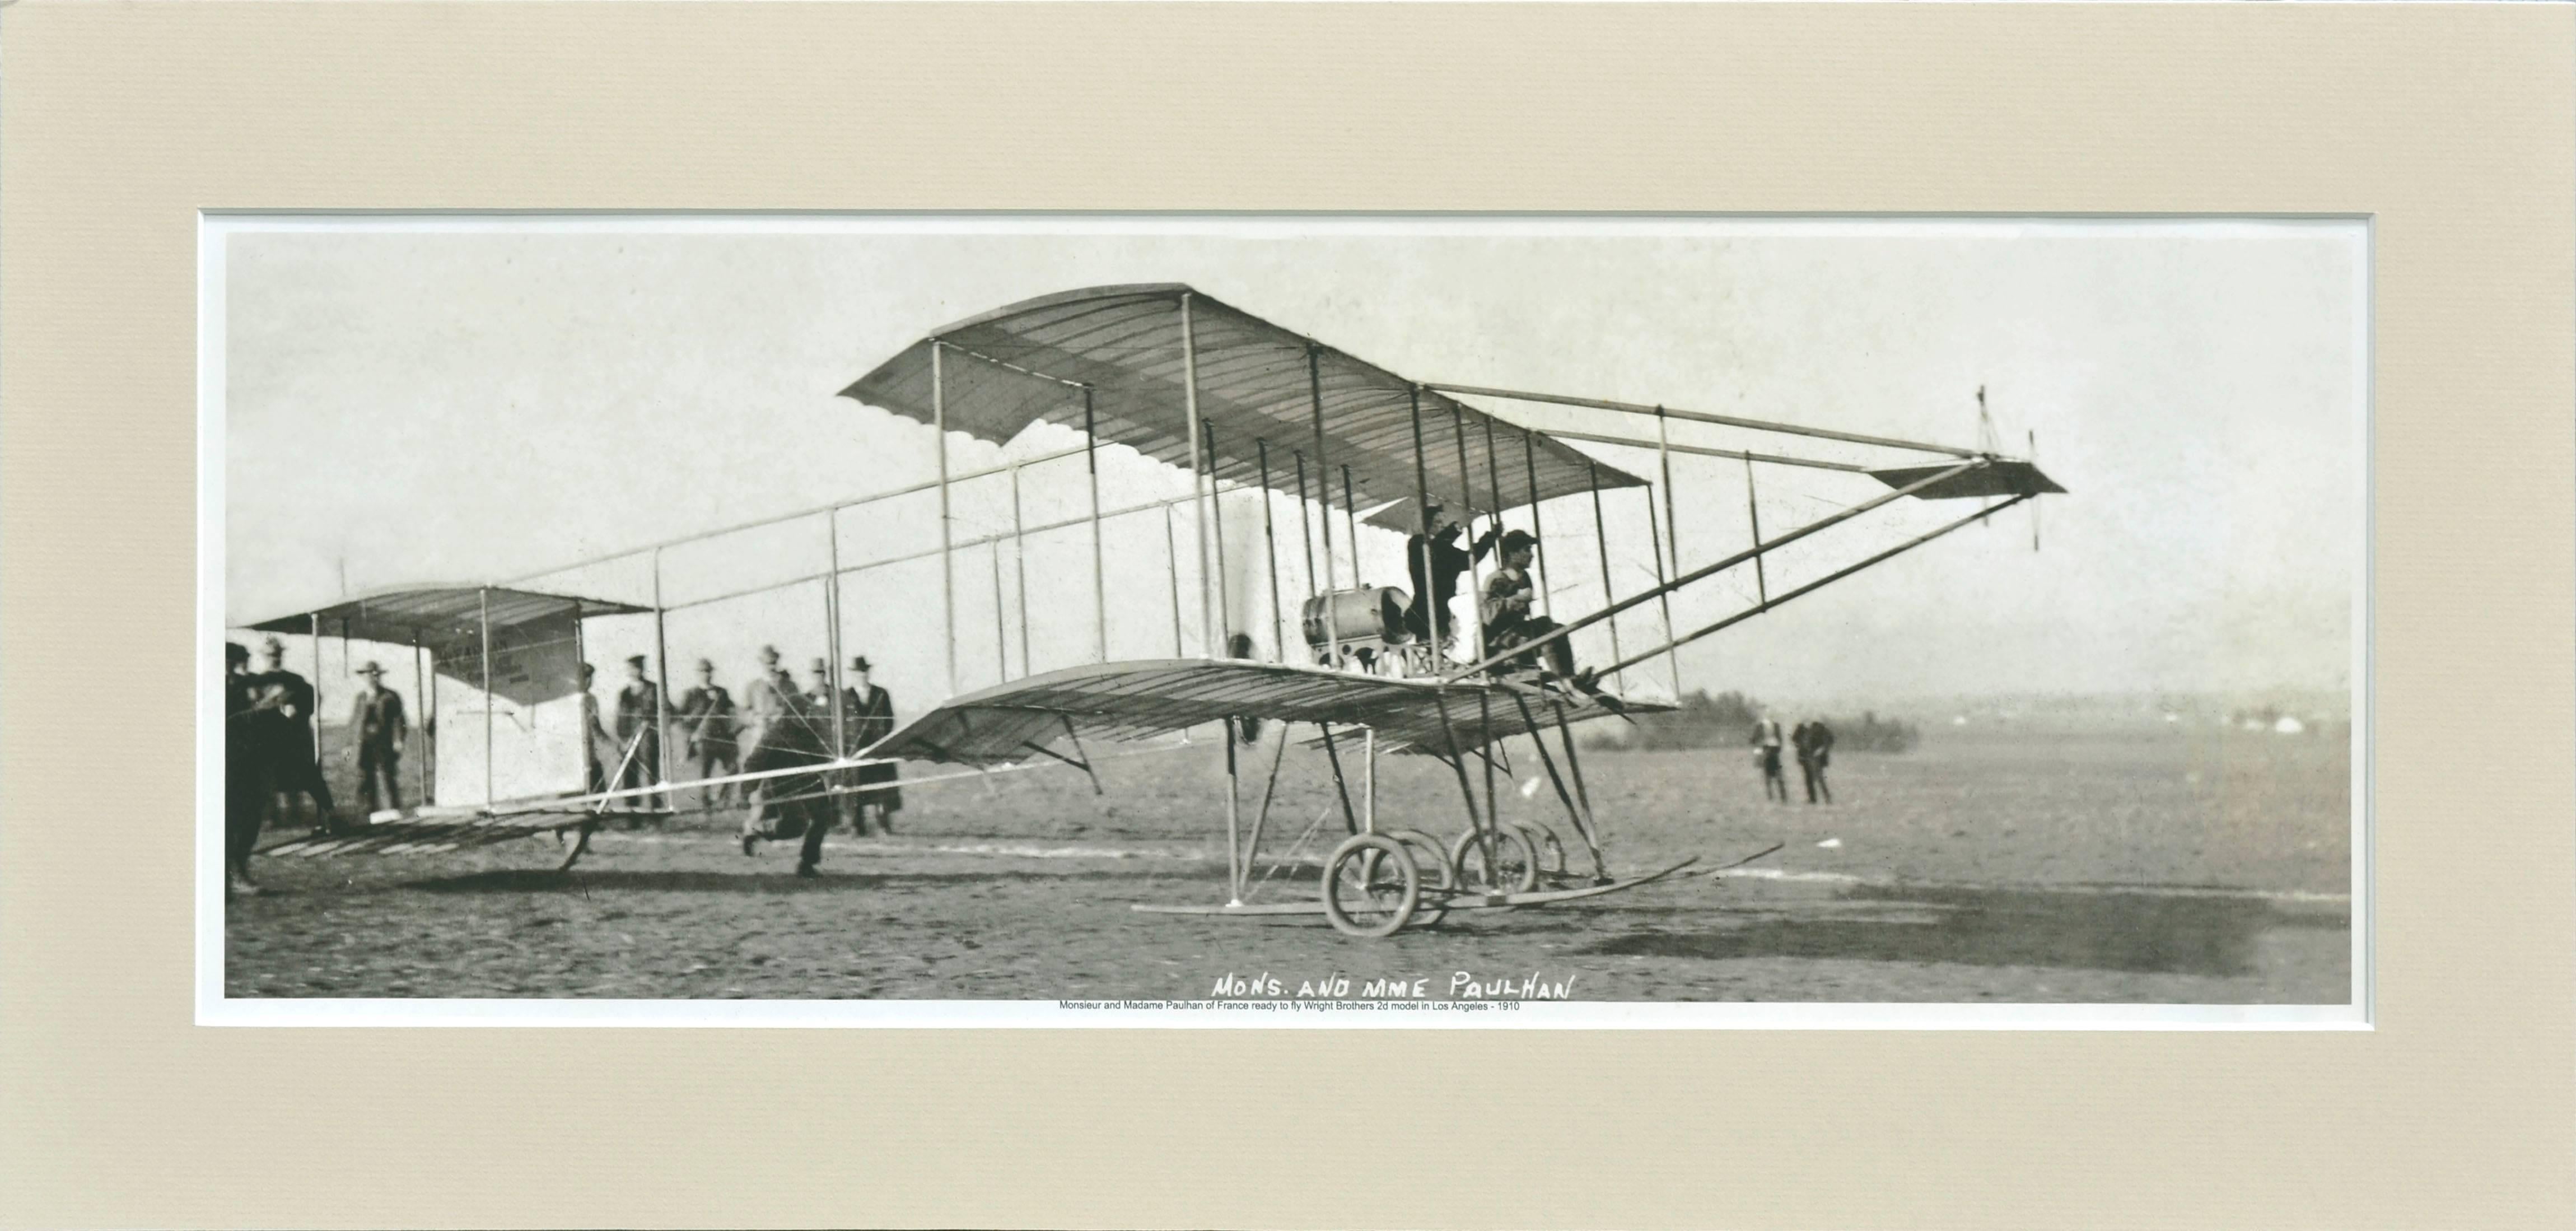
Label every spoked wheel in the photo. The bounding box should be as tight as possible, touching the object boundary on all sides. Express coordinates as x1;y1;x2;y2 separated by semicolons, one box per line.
1511;822;1567;878
1320;833;1421;938
1450;826;1542;896
1384;828;1454;927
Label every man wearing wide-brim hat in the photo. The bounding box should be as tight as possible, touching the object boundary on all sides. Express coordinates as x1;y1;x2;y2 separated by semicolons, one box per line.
347;659;409;817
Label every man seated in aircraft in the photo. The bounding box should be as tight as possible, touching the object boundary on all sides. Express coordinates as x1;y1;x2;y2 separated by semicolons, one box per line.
1479;530;1603;695
1403;502;1500;648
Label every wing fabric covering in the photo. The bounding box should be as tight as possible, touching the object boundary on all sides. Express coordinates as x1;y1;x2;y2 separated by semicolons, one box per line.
838;284;1648;529
861;659;1662;767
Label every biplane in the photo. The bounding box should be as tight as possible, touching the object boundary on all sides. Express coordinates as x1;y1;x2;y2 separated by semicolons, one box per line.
231;282;2062;937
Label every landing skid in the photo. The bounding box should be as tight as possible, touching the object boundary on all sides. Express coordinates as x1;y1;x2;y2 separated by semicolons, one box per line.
1131;855;1700;924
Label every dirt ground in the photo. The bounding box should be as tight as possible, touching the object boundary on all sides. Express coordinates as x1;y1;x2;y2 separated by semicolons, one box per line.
227;721;2353;1003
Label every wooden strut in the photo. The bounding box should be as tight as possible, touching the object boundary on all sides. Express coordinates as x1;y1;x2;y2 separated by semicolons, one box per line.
1511;691;1606;879
1408;386;1437;671
1224;711;1243;904
1208;430;1231;654
1447;405;1487;672
1182;293;1214;660
1743;454;1767;605
1522;428;1551;617
1257;439;1286;659
1161;504;1184;656
1429;691;1486;838
933;341;955;698
1548;697;1602;859
1586;460;1625;691
1085;386;1107;663
1315;722;1362;837
1060;715;1103;795
1237;722;1292;897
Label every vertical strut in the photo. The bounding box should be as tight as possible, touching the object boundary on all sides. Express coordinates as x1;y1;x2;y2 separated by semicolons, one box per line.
1744;455;1767;605
1181;293;1213;659
1655;404;1679;580
1587;461;1625;691
1340;464;1359;585
1317;722;1361;837
1306;347;1337;596
1257;439;1286;660
1223;715;1243;904
1448;407;1486;666
475;589;492;806
932;341;955;697
658;546;680;787
1642;487;1683;698
1162;505;1184;657
1408;387;1437;670
1522;428;1551;616
1208;428;1231;652
1012;461;1032;673
1084;386;1106;664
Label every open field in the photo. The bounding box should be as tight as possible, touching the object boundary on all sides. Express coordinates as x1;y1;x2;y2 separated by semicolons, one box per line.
227;720;2351;1003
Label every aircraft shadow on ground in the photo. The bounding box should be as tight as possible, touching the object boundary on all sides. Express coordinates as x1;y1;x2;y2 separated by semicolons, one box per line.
402;866;1192;894
1579;884;2349;978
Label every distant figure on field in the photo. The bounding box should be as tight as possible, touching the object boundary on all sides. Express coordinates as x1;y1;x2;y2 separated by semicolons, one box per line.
1791;717;1835;805
1749;712;1788;803
674;658;738;808
842;655;901;836
251;636;337;836
226;642;279;896
614;655;666;815
1402;503;1500;650
347;660;408;815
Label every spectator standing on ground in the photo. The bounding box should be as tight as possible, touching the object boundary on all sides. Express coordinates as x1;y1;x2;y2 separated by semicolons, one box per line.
1792;717;1835;804
1750;711;1789;803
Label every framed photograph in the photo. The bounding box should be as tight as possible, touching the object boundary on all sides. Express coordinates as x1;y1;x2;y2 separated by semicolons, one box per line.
6;3;2570;1227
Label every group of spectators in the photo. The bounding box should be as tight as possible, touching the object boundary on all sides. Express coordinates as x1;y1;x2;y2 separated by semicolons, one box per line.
579;647;900;877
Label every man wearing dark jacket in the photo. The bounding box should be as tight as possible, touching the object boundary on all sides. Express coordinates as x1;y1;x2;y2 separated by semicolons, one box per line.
1403;503;1499;650
347;660;408;815
251;636;338;835
1792;718;1836;804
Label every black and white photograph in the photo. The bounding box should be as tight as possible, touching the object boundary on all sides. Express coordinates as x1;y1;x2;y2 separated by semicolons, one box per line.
205;216;2364;1021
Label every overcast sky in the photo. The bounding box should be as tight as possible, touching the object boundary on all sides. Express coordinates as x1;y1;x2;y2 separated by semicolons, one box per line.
220;217;2362;711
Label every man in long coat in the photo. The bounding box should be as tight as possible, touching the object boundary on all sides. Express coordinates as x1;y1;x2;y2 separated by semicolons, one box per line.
251;636;338;836
347;660;409;815
613;655;666;816
1791;718;1835;805
673;658;738;808
841;655;901;836
226;642;279;896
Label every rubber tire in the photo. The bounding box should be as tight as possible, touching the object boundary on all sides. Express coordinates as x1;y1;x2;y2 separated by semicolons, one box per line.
1321;833;1421;939
1383;829;1454;927
1449;826;1542;896
1512;822;1567;876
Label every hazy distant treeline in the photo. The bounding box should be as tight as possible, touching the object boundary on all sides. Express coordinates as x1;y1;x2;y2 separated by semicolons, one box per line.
1586;689;1920;753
